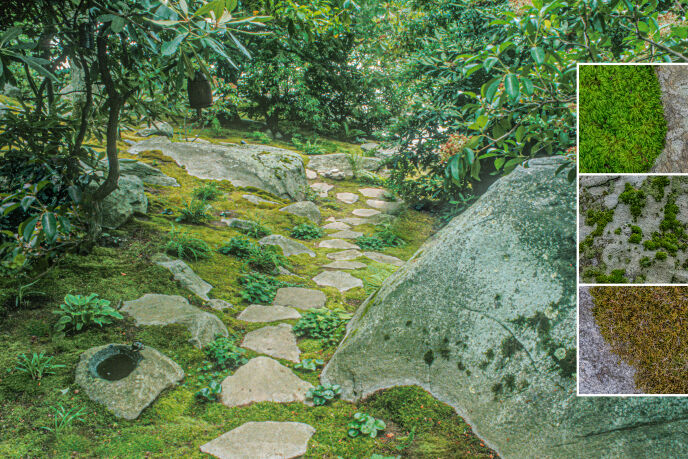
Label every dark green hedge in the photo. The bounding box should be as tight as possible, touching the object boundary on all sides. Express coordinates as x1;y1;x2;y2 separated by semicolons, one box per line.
579;65;666;173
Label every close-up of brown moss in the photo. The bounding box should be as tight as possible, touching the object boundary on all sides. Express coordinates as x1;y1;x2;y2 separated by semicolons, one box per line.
591;286;688;394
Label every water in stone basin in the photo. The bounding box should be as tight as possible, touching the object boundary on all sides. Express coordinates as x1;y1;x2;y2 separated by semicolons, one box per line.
96;353;138;381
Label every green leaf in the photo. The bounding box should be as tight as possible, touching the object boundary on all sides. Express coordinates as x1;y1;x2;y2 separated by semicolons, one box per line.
21;216;39;242
111;17;126;33
530;47;545;65
483;56;498;72
179;0;188;15
522;77;534;96
504;74;519;102
42;212;57;242
161;33;188;56
515;125;526;143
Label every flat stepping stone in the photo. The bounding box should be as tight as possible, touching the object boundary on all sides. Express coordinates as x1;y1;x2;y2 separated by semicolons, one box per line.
222;218;256;231
238;305;301;323
259;235;315;257
207;299;233;311
219;357;312;407
325;216;336;222
323;260;367;270
339;217;371;226
366;199;403;214
330;229;363;239
280;201;321;224
364;251;404;267
243;194;277;205
313;271;363;292
336;192;359;204
121;294;228;348
241;324;301;362
359;187;386;198
326;249;363;261
200;422;315;459
318;239;358;250
352;208;380;217
306;169;317;180
273;287;326;310
310;182;334;197
152;253;212;300
323;221;351;230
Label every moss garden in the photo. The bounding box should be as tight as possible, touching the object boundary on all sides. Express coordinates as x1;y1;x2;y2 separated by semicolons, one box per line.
591;286;688;394
579;65;667;173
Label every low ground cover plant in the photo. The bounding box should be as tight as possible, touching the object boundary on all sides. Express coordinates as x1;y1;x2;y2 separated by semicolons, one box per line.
294;308;352;345
356;225;406;250
290;223;323;240
204;336;248;370
307;383;341;406
219;236;287;273
347;412;386;438
14;353;64;380
238;272;293;304
52;293;123;334
192;182;222;201
176;199;213;224
164;226;212;261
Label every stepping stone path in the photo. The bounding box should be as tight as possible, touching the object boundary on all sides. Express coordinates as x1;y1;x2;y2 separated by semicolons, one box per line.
323;221;351;230
238;305;301;323
152;253;212;300
273;287;326;310
280;201;322;223
200;422;315;459
330;229;363;239
259;234;315;257
327;249;363;261
121;294;228;348
241;323;301;362
352;208;380;217
220;357;312;407
310;182;333;197
306;169;317;180
364;251;405;267
313;270;363;292
323;260;366;270
359;187;387;198
318;239;358;250
207;299;233;311
222;218;255;231
340;217;371;226
367;199;403;214
336;192;359;204
243;194;277;205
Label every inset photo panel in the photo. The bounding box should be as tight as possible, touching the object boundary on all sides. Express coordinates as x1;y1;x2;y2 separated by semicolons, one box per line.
578;63;687;173
579;174;688;284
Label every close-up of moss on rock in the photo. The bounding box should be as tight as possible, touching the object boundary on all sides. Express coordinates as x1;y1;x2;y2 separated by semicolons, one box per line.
591;286;688;394
579;65;667;173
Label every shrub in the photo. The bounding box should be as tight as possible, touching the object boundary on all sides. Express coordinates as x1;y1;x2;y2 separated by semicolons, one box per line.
640;257;653;268
238;272;292;304
347;412;386;438
306;383;341;406
176;199;213;224
595;270;628;284
14;352;64;380
290;223;323;240
165;226;212;261
192;182;222;201
204;337;248;370
52;293;123;334
293;308;351;343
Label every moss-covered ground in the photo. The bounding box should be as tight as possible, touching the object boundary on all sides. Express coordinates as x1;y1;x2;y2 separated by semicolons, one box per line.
0;127;497;458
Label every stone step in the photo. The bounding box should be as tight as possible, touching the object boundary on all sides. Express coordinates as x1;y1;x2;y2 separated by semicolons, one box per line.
322;221;351;230
313;270;363;292
258;235;315;257
220;357;312;407
152;253;212;300
336;192;359;204
364;251;404;267
366;199;403;214
273;287;326;310
318;239;358;250
326;249;362;261
237;305;301;323
329;229;363;239
200;421;315;459
322;260;367;270
241;324;301;362
359;187;386;198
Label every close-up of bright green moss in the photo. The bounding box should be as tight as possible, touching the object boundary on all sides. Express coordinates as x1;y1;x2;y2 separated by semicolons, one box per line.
579;65;667;173
591;286;688;394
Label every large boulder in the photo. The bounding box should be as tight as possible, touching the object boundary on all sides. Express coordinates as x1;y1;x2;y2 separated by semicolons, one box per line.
306;153;382;179
116;159;178;187
100;174;148;229
129;137;307;201
322;157;688;457
136;121;174;138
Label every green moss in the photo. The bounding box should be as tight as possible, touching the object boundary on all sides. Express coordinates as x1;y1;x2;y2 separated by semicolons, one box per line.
618;183;646;220
595;269;628;284
628;233;642;244
656;251;668;260
423;350;435;366
500;335;523;359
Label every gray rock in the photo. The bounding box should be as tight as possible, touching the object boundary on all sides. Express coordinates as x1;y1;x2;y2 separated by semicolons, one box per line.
207;299;233;311
578;286;641;394
306;169;317;180
322;260;367;270
307;153;383;179
241;324;301;362
330;229;363;239
339;217;372;226
336;192;359;204
360;142;379;152
352;208;380;217
221;218;256;231
273;287;326;310
200;422;315;459
100;175;148;229
220;357;312;407
129;137;306;201
279;201;321;224
75;344;183;420
324;158;688;457
153;254;213;300
311;182;334;197
136;121;173;138
359;187;387;198
366;199;404;214
652;66;688;173
363;251;404;267
258;235;315;257
121;294;228;348
318;239;358;250
243;194;277;205
312;271;363;292
115;159;178;186
238;305;301;323
323;221;351;230
326;249;363;261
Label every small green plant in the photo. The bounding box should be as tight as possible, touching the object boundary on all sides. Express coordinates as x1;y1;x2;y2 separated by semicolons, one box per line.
165;225;212;261
306;383;341;406
247;130;271;143
192;182;222;201
241;221;272;239
219;237;287;273
347;412;386;438
52;294;123;334
176;199;213;224
195;380;222;402
290;223;323;240
238;272;292;304
294;358;324;372
355;235;386;251
204;337;248;370
41;404;85;438
640;256;653;268
15;353;64;380
375;224;406;247
219;236;256;259
595;269;628;284
293;308;352;344
656;251;668;261
629;233;642;244
292;134;325;155
209;117;223;137
614;228;621;235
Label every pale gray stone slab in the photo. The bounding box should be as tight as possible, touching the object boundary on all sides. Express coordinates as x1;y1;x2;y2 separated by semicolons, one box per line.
273;287;326;310
258;235;315;257
330;229;363;239
323;221;351;230
359;187;386;198
241;324;301;362
326;249;363;261
352;208;380;217
243;194;277;205
322;260;367;270
313;270;363;292
318;239;358;250
363;251;404;267
200;422;316;459
152;254;212;300
237;305;301;323
336;192;359;204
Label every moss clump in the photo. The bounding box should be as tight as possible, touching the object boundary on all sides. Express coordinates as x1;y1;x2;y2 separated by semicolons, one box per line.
579;65;667;173
640;256;653;268
628;233;642;244
580;207;615;251
591;286;688;393
614;227;622;235
618;183;646;220
655;251;668;260
595;269;628;284
647;176;670;201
